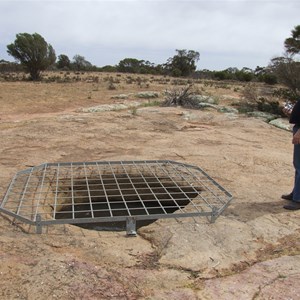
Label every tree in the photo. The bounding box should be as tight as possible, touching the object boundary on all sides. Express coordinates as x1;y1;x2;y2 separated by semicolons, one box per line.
100;65;117;72
269;55;300;98
213;67;254;82
117;58;143;73
7;33;56;80
57;54;71;70
165;49;200;77
269;25;300;98
254;66;277;85
117;58;158;74
72;54;92;71
0;59;23;73
284;25;300;55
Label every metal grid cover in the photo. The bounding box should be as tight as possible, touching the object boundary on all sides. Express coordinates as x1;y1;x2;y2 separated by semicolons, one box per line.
0;160;232;233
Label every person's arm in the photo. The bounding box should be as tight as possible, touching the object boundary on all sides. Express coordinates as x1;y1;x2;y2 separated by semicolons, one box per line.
293;129;300;144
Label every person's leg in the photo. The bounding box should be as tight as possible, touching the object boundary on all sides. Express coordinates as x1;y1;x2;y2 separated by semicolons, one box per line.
292;143;300;201
284;125;300;209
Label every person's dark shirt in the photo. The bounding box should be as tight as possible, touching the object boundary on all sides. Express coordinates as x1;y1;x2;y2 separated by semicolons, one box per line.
290;100;300;124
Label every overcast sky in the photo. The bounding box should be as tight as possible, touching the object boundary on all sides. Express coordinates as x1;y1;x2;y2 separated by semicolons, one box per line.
0;0;299;71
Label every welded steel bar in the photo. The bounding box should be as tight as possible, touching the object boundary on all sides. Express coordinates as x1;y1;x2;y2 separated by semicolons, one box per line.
44;160;171;168
83;162;94;218
166;162;214;209
0;207;36;225
132;161;167;215
40;210;212;226
143;162;184;213
108;162;131;216
33;164;48;221
172;161;232;198
120;161;150;216
155;162;202;213
126;217;137;236
178;163;226;207
1;160;232;231
0;174;18;208
36;214;42;234
15;168;34;216
70;163;75;219
96;162;113;217
52;164;60;220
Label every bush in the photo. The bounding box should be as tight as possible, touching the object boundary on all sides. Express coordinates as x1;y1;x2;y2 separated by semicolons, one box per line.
259;73;278;85
237;84;281;114
162;85;201;108
273;87;298;101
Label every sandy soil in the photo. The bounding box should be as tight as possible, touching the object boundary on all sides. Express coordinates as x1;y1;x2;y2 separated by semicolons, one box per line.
0;74;299;299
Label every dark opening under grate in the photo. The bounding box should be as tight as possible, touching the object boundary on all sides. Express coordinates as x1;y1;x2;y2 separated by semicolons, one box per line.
0;160;233;235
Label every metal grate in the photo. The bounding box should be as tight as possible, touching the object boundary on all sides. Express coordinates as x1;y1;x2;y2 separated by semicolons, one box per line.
0;160;232;235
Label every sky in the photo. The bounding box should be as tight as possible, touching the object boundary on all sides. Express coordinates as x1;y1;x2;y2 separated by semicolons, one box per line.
0;0;299;71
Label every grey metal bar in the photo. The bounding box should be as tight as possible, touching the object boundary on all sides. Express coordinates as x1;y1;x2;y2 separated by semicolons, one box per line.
33;164;48;221
108;162;131;217
36;214;42;234
0;207;35;225
167;162;215;209
210;207;218;223
83;163;94;218
126;217;137;236
172;160;232;198
0;160;232;232
156;162;203;213
178;163;226;210
15;169;34;216
133;161;167;215
96;162;113;217
38;210;213;226
120;161;150;216
143;162;184;213
70;163;75;220
0;173;19;207
44;159;171;168
52;164;60;220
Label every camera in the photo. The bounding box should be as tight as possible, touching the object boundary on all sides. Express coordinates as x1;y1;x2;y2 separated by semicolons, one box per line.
284;102;294;111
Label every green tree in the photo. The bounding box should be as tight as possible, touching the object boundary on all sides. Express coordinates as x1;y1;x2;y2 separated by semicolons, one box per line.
269;56;300;98
100;65;117;72
269;25;300;98
255;66;277;85
117;58;160;74
57;54;71;70
166;49;200;77
0;59;23;72
213;67;254;82
284;25;300;55
236;68;254;82
7;33;56;80
214;70;228;80
72;54;92;71
117;58;142;73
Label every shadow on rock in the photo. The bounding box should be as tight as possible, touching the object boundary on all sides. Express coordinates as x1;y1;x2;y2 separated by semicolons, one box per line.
223;201;286;222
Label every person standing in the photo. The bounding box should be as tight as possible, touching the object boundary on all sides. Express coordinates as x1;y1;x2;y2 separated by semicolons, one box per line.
282;100;300;210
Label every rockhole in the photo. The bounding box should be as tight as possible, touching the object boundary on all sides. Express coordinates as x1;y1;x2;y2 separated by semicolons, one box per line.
53;172;201;231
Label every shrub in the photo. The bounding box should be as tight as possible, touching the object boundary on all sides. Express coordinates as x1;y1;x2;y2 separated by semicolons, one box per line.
162;85;201;108
237;84;281;114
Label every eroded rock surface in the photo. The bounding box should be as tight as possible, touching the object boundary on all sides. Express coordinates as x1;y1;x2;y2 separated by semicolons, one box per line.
0;101;299;299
